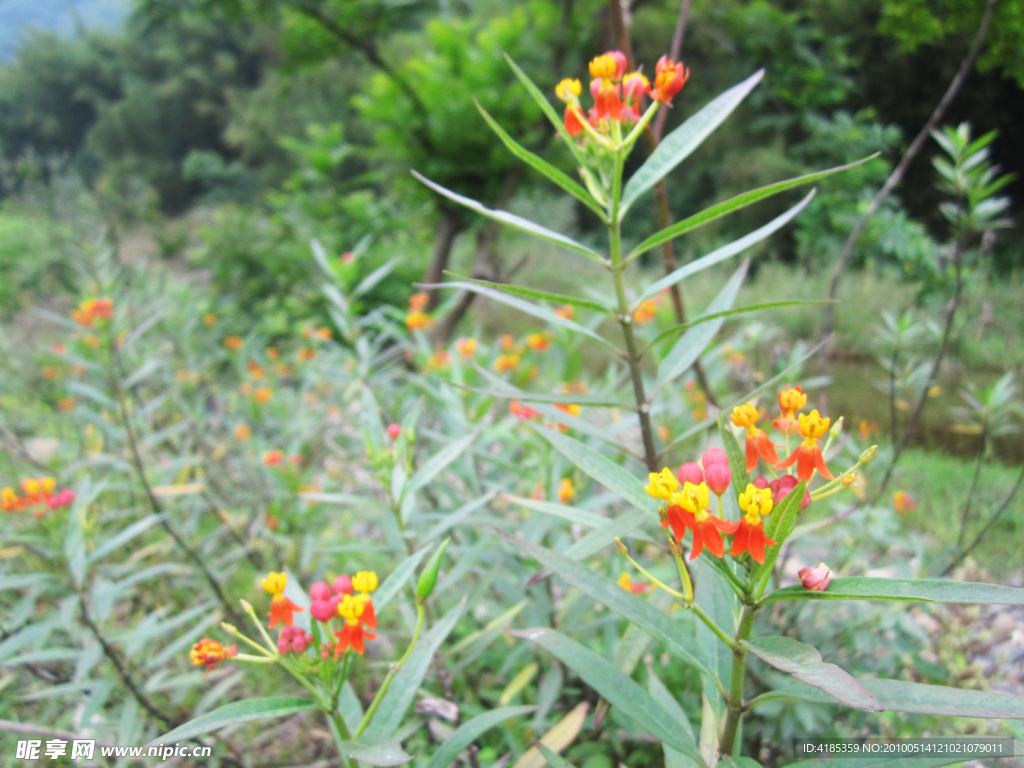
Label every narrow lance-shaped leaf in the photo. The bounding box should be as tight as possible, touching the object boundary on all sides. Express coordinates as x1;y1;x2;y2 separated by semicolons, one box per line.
510;627;704;763
742;636;883;712
444;271;613;314
504;54;589;172
761;577;1024;606
654;261;748;392
621;69;765;216
425;706;537;768
506;533;721;685
626;156;879;262
423;281;615;349
337;737;413;767
151;697;319;744
752;678;1024;719
363;597;467;737
413;172;605;264
644;300;834;350
530;424;655;515
635;190;816;306
475;100;606;219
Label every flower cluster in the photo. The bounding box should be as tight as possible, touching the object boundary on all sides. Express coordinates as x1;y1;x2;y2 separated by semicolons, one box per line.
1;478;75;515
730;386;836;482
71;297;113;328
309;571;379;656
555;51;689;139
405;292;432;331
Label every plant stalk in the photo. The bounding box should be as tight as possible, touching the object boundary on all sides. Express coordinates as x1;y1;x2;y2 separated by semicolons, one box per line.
719;605;755;756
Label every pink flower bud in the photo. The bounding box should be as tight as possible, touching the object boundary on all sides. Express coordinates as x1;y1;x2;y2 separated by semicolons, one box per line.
310;599;334;622
677;462;704;486
341;251;354;263
702;448;728;467
607;50;627;79
333;575;353;596
288;454;302;465
277;635;291;654
590;78;601;99
292;634;309;653
387;423;401;440
798;563;833;592
705;463;732;496
752;476;770;489
310;581;332;601
769;474;811;509
320;642;332;659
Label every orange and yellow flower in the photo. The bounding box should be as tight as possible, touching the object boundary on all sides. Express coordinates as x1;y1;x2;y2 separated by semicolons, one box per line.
554;305;575;320
731;484;777;563
617;572;652;595
774;410;834;482
526;333;550;351
334;594;377;655
456;338;478;358
555;78;585;137
263;571;303;629
664;480;738;560
633;298;659;325
408;292;430;312
652;56;689;105
772;385;807;434
558;478;576;504
224;336;243;350
190;638;237;672
405;312;430;331
71;297;113;328
494;353;520;373
731;403;780;472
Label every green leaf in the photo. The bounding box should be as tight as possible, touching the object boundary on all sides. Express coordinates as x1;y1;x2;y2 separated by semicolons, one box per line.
506;534;719;685
644;300;833;350
649;668;700;768
152;697;318;744
752;480;806;588
717;758;762;768
457;364;632;408
502;494;612;530
353;260;396;298
475;101;605;219
717;413;751;496
510;627;704;763
754;679;1024;718
445;271;612;313
504;54;588;171
364;598;467;738
425;706;537;768
654;262;748;391
88;514;165;563
761;577;1024;606
425;281;614;348
534;740;578;768
786;757;963;768
626;156;879;262
374;545;433;611
338;736;413;766
741;636;883;712
406;432;476;495
413;172;605;264
636;191;816;306
529;425;655;516
621;70;765;216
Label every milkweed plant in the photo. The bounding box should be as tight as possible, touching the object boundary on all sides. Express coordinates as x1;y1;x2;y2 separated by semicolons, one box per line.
4;48;1024;768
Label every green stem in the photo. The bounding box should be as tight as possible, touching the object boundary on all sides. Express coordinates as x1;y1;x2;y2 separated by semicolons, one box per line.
719;605;755;756
689;603;738;651
608;150;658;471
352;603;425;738
327;711;359;768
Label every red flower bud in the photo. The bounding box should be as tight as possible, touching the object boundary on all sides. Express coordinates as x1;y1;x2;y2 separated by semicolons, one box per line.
798;563;833;592
702;448;728;467
310;599;334;622
677;462;704;486
333;575;354;595
310;581;332;601
752;476;770;489
387;423;401;440
705;463;732;496
607;50;627;80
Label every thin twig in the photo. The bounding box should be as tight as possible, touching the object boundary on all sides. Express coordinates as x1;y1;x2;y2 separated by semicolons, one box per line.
944;463;1024;575
818;0;997;378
